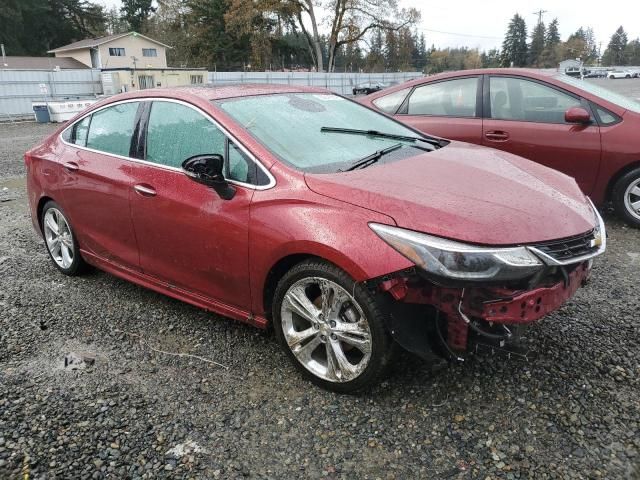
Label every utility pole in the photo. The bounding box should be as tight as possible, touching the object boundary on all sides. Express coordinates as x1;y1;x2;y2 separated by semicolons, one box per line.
532;9;548;25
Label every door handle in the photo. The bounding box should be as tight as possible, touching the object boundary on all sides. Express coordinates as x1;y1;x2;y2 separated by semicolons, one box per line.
134;184;157;197
485;131;510;141
63;161;79;171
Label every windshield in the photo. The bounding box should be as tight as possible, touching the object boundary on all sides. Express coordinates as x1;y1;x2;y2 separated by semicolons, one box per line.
554;74;640;113
216;93;434;173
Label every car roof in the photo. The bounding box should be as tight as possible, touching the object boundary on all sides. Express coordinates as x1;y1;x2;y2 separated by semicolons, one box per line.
123;83;330;102
402;68;558;87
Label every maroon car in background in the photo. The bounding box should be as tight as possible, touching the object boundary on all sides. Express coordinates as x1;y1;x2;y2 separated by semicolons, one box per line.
26;85;606;392
360;69;640;227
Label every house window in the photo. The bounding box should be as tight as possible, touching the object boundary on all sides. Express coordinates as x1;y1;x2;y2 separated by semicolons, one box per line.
138;75;155;90
190;75;204;85
109;47;126;56
142;48;157;57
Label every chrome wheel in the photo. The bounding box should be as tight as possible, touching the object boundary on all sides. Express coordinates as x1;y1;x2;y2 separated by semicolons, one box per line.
280;277;372;383
43;208;75;269
624;178;640;221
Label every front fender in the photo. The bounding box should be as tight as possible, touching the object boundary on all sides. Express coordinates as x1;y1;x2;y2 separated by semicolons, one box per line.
248;192;413;316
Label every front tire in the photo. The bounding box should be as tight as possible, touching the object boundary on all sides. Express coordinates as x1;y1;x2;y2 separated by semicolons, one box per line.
41;201;87;275
612;168;640;228
272;260;394;393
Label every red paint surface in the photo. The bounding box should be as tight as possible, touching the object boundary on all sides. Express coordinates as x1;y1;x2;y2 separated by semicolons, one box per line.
361;68;640;205
26;84;598;328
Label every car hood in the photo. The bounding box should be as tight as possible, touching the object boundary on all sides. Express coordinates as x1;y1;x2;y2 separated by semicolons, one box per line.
304;141;596;245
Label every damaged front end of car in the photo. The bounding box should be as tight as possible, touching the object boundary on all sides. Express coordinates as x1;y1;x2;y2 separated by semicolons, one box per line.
367;202;606;361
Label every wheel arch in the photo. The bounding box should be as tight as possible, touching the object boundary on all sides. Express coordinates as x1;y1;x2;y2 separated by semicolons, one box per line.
605;160;640;202
36;195;55;233
260;245;372;321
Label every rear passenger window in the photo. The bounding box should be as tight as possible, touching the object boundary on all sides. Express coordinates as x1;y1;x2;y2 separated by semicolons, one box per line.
146;101;225;168
407;78;478;117
86;102;139;156
490;77;582;124
72;116;91;146
373;87;411;114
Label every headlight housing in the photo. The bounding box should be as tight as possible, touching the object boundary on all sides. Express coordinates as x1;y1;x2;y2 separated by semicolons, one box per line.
369;223;544;282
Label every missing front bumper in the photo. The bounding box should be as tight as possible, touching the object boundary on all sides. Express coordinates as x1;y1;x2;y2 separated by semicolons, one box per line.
377;262;591;356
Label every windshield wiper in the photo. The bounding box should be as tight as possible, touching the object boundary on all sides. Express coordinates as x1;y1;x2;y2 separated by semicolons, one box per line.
320;126;443;148
340;143;403;172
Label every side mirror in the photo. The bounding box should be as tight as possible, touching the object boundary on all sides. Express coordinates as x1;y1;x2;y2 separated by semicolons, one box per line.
182;154;236;200
565;107;591;124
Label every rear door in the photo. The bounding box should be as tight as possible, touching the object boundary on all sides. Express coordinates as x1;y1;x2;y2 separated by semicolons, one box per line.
59;101;142;270
482;75;602;194
393;76;483;143
128;99;261;310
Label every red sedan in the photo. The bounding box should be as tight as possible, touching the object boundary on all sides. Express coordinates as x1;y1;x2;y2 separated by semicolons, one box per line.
360;69;640;227
26;85;605;392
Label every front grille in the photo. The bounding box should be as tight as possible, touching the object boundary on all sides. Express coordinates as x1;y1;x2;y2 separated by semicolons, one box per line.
532;230;598;262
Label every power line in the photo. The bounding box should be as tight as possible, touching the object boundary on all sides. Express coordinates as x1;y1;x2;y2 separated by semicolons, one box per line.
417;28;503;41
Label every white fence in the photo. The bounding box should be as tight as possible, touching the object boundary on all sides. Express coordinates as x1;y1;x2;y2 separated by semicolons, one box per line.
0;69;103;118
208;71;423;95
0;69;422;118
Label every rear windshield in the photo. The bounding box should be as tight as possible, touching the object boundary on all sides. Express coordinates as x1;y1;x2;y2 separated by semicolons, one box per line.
215;93;432;173
554;74;640;113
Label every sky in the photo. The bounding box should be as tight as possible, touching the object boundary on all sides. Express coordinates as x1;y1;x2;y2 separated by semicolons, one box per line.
98;0;640;52
401;0;640;51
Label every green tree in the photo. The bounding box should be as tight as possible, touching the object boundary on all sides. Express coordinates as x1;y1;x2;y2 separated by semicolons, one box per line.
545;18;560;47
185;0;249;70
0;0;106;55
120;0;155;32
365;29;385;71
226;0;419;72
481;49;501;68
501;13;528;67
625;39;640;65
602;26;628;66
529;19;546;66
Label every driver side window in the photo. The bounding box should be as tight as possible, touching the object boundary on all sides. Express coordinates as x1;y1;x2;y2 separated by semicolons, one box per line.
146;101;225;168
489;77;583;124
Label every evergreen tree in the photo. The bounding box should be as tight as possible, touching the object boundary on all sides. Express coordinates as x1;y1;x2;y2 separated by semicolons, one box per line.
625;39;640;65
602;26;628;66
384;30;398;71
120;0;155;32
501;13;528;67
537;17;560;67
0;0;106;55
545;18;560;47
365;29;385;72
529;20;546;66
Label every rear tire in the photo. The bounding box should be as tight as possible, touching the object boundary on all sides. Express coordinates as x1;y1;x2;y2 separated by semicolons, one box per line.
612;168;640;228
272;259;395;393
41;200;88;275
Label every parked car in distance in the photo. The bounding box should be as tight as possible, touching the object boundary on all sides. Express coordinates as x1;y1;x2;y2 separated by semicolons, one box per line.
583;70;607;79
26;84;605;392
353;81;395;95
360;68;640;227
607;70;633;79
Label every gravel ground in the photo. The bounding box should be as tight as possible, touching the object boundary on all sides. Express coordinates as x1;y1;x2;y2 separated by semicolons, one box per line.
1;116;639;479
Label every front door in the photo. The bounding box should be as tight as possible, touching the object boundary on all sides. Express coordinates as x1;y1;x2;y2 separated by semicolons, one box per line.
59;101;141;269
128;100;254;310
482;75;602;194
395;76;483;143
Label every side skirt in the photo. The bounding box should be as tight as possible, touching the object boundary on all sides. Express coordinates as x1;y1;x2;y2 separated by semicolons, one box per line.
81;250;268;329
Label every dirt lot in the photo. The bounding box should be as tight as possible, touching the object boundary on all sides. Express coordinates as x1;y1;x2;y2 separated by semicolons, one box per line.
1;91;639;479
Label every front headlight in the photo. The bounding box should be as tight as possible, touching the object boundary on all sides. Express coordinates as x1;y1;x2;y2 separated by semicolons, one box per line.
589;198;606;251
369;223;544;282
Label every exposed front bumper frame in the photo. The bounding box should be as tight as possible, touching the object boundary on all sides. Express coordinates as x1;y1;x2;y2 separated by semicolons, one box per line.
378;261;592;353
